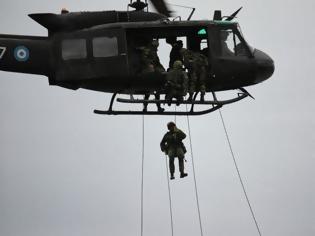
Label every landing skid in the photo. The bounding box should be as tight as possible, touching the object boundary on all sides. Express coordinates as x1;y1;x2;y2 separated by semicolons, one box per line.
94;89;251;116
94;105;222;116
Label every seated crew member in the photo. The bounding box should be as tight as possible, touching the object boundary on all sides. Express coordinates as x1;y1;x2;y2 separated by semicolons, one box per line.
160;122;188;180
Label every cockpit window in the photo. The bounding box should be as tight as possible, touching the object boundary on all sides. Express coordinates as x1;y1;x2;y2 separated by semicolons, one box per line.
220;30;248;57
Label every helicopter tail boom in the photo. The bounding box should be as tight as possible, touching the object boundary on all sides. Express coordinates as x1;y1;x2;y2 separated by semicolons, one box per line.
0;34;50;76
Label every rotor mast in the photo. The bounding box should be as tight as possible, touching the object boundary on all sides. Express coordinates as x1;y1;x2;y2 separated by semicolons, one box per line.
128;0;148;11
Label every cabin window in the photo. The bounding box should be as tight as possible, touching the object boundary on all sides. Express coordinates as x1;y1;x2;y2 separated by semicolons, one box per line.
220;30;248;57
62;39;87;60
93;37;118;58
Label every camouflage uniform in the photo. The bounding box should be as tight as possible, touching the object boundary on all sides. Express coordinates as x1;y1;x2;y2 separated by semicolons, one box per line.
165;60;188;105
193;52;208;100
139;46;155;73
139;40;165;111
139;40;165;73
180;48;196;99
143;92;164;112
150;40;165;73
160;122;187;179
180;49;208;101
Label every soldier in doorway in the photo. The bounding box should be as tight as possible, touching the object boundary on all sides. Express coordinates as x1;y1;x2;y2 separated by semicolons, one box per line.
169;40;184;70
139;39;165;112
165;60;188;106
181;49;208;101
150;39;165;73
191;51;208;101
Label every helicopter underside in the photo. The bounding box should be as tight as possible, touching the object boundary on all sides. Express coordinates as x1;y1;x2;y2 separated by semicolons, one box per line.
63;72;255;116
92;87;252;116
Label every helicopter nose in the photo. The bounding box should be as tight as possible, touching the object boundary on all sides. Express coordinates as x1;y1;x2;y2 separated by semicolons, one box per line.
254;49;275;82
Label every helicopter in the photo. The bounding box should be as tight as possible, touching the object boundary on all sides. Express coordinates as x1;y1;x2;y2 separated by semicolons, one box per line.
0;0;274;116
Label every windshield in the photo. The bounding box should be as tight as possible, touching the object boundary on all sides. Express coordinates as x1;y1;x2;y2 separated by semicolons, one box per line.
237;24;255;54
219;27;254;57
220;29;249;57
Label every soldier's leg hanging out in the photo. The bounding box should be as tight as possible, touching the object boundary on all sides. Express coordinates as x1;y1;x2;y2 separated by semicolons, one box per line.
169;156;175;179
177;148;187;178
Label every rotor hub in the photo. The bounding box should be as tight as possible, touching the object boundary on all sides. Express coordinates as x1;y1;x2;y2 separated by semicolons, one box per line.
129;0;148;11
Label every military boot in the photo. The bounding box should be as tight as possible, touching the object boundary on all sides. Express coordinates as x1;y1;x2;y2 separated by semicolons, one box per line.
165;95;172;106
200;92;205;102
143;104;148;112
176;96;183;106
180;173;188;178
188;93;194;101
170;174;175;180
157;105;165;112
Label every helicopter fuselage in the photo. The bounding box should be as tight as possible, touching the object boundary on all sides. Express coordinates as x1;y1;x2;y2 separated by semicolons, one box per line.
0;12;274;95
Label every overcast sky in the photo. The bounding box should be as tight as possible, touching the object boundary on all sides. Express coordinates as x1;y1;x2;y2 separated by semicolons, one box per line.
0;0;314;236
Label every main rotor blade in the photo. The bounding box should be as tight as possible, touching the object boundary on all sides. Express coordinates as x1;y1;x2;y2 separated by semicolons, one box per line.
225;7;242;21
149;0;172;17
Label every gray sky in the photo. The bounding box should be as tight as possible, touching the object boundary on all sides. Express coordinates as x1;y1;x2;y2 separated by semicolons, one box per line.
0;0;314;235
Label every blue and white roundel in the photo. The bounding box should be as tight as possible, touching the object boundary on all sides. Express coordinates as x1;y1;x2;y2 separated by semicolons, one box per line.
14;46;29;62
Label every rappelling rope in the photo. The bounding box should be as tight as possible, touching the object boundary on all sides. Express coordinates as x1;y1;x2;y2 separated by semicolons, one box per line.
141;115;145;236
185;104;204;236
174;106;177;124
165;154;175;236
218;109;262;236
141;115;174;236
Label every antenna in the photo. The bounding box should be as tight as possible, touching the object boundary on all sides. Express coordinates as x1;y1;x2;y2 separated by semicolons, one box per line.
225;7;243;21
168;4;195;20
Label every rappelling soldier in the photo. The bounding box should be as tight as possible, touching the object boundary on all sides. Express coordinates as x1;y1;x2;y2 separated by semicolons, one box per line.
160;122;188;180
165;60;188;105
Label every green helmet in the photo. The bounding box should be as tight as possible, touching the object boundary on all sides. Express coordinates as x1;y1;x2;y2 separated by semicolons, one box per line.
167;122;176;130
173;60;183;69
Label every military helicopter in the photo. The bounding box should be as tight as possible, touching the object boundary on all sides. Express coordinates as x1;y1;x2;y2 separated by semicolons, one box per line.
0;0;274;115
